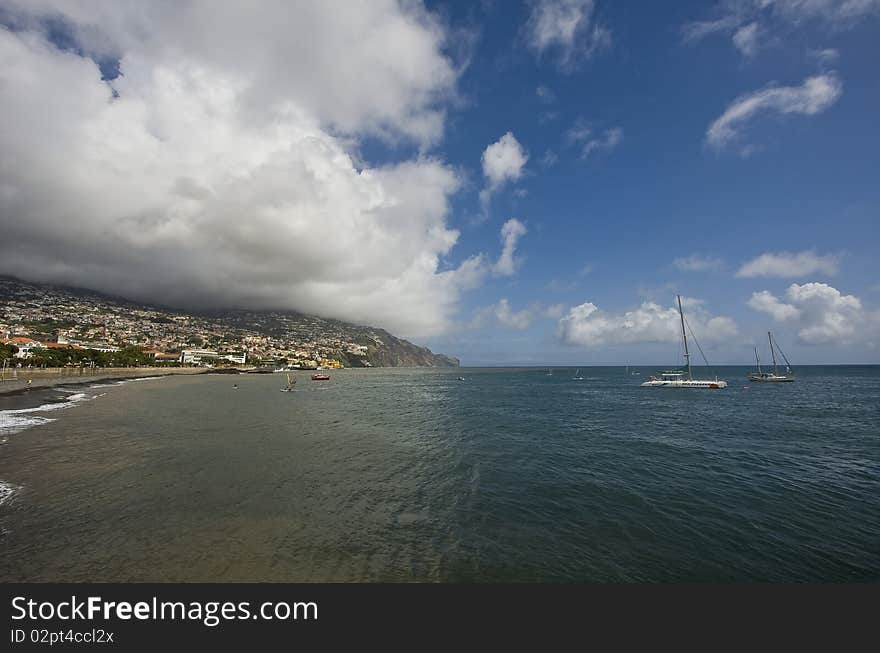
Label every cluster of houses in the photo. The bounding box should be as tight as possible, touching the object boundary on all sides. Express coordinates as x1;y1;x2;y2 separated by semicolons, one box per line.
0;335;117;359
0;335;246;367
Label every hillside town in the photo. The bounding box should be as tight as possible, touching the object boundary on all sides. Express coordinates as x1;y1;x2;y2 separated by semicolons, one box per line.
0;277;458;369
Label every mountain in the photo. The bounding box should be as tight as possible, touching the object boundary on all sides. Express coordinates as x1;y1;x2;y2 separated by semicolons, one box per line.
0;276;459;368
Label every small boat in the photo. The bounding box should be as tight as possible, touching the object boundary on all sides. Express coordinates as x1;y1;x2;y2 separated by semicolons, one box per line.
572;369;584;380
546;368;553;376
457;376;466;381
280;373;296;392
749;332;795;382
311;374;330;381
642;295;727;389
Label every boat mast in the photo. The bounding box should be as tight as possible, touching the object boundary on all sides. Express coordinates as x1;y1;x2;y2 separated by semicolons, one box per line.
768;331;778;375
677;295;691;380
754;347;761;374
773;335;793;374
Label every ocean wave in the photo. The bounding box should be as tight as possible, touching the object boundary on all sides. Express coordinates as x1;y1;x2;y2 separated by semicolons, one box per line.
0;392;93;436
0;414;56;436
0;480;19;506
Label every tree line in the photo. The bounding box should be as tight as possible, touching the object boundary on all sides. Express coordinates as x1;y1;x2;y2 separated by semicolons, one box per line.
1;344;155;368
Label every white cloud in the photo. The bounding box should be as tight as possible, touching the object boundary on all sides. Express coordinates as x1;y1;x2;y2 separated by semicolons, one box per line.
9;0;459;147
809;48;840;65
706;74;842;154
536;85;556;103
732;22;761;57
526;0;610;67
539;109;560;124
565;119;594;144
493;218;528;277
493;299;535;330
474;298;565;331
540;150;559;168
736;250;839;278
482;132;528;189
747;290;802;321
558;298;738;347
0;1;480;339
582;127;623;159
673;255;724;272
748;283;877;344
682;1;880;57
480;132;528;211
681;15;743;43
771;0;880;24
566;120;623;159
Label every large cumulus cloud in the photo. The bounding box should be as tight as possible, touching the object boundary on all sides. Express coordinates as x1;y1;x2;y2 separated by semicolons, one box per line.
0;1;477;338
558;297;738;347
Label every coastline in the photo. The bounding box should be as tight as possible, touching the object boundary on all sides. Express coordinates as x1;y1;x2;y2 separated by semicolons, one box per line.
0;366;215;397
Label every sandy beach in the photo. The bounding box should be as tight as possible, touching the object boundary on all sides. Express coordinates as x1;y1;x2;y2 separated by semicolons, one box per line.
0;366;212;396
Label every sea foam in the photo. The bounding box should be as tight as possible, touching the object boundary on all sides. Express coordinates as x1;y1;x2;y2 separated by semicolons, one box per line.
0;392;93;436
0;480;19;506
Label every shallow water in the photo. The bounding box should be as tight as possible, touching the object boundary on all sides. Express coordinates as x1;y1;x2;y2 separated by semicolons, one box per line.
1;367;878;581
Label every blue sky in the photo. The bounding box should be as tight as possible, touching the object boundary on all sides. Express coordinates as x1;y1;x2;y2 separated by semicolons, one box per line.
0;1;878;365
418;0;880;365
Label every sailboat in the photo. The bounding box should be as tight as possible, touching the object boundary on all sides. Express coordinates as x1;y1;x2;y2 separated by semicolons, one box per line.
749;332;795;382
572;368;584;380
641;295;728;389
280;373;296;392
546;368;553;376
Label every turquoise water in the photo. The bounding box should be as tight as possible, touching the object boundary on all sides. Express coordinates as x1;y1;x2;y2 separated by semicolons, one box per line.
1;366;878;581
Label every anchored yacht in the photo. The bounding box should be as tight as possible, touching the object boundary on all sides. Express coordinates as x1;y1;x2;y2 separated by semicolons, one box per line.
749;332;795;382
641;295;727;389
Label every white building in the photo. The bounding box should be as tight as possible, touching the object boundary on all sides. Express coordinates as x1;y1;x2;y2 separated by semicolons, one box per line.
85;343;121;353
180;349;219;365
14;341;45;359
222;352;247;365
2;337;44;359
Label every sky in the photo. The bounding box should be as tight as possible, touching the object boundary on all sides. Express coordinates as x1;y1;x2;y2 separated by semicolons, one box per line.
0;0;878;365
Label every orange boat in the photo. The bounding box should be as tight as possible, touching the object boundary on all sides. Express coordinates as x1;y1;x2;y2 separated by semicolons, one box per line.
311;374;330;381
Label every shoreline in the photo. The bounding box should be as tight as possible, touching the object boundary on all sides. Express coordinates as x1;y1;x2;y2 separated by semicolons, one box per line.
0;367;223;397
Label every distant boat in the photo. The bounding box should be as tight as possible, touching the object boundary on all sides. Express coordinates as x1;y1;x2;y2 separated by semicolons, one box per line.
546;368;553;376
458;376;466;381
641;295;728;389
311;374;330;381
749;332;795;382
280;373;296;392
572;369;584;380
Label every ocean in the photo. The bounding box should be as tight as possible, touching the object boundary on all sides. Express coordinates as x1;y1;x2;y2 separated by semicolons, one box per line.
1;366;878;582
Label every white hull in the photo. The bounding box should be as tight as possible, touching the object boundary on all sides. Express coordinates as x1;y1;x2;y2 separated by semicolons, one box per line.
748;374;794;382
641;295;727;390
641;379;727;389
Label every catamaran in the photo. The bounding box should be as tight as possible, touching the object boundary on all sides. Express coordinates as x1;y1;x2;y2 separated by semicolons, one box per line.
749;331;795;382
641;295;728;389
